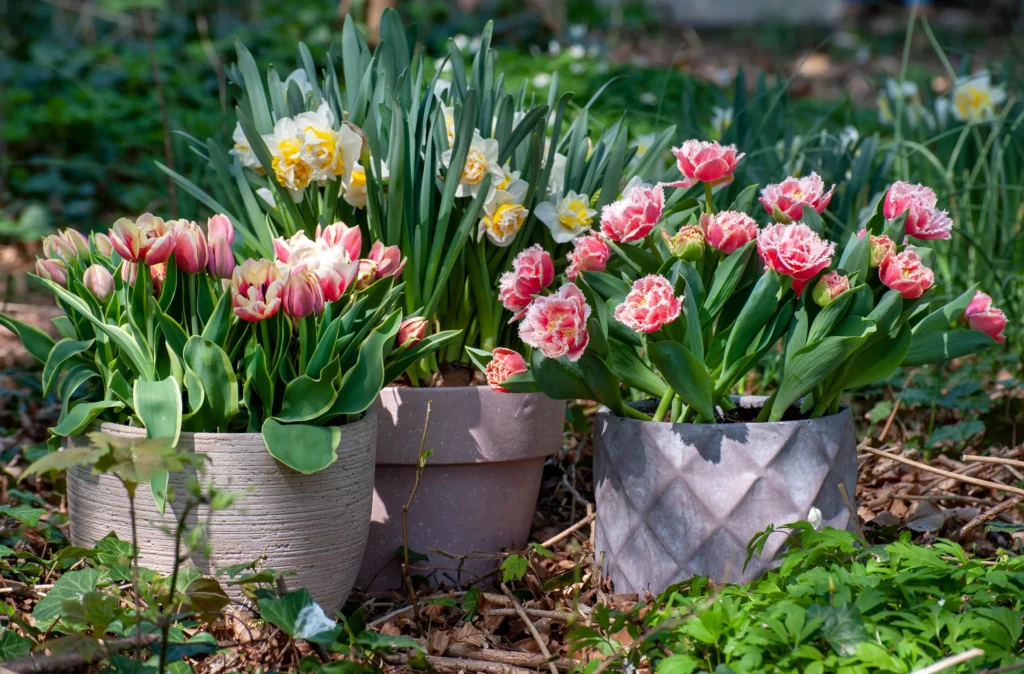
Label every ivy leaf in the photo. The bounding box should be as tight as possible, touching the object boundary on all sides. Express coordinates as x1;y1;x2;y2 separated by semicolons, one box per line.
32;569;100;632
258;589;341;645
0;505;48;528
807;602;868;657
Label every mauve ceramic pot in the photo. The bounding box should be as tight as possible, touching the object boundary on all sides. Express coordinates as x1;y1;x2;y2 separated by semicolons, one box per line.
358;386;565;590
66;409;376;612
594;396;856;595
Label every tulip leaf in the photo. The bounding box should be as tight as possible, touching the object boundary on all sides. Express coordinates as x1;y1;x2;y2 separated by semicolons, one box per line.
646;340;715;422
154;304;189;360
578;352;624;416
840;324;913;390
201;289;234;346
902;329;997;367
722;270;780;370
328;311;402;417
306;315;343;380
276;360;341;423
800;205;824;234
580;271;631;301
784;302;810;373
464;345;493;374
867;290;904;335
703;241;754;321
727;183;759;214
607;241;660;276
837;230;871;281
42;338;93;397
50;400;124;437
134;377;183;514
498;370;540;393
262;419;341;475
383;330;463;385
806;289;855;344
0;313;56;365
529;351;594;402
912;284;978;335
183;336;240;431
607;340;667;398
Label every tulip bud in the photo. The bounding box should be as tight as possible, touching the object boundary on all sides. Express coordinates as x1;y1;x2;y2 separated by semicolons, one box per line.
62;229;91;258
397;317;428;347
812;271;850;307
150;263;167;296
121;261;137;285
869;234;896;268
355;259;379;290
36;258;68;287
207;237;236;279
207;214;235;246
83;264;114;302
94;232;114;257
662;225;705;261
43;234;76;260
171;220;208;274
366;241;406;279
282;266;325;319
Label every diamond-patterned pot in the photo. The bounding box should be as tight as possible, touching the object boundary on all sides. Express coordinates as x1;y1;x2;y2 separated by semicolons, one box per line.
594;396;856;595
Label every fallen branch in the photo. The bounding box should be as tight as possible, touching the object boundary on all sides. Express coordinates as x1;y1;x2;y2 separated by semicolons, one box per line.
860;448;1024;498
502;583;557;674
4;635;158;674
540;512;596;549
402;401;433;629
383;653;536;674
909;648;985;674
445;643;578;670
963;454;1024;470
958;495;1024;539
486;607;577;621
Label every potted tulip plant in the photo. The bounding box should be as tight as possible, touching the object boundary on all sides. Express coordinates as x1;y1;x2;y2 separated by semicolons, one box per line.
481;139;1006;594
163;15;665;589
0;213;457;609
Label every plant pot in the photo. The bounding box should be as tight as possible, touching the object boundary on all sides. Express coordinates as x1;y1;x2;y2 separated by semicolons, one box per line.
358;386;565;590
66;409;376;612
593;396;856;595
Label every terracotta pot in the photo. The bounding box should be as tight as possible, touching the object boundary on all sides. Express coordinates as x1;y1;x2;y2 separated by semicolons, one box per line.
358;386;565;589
594;396;856;595
66;409;376;612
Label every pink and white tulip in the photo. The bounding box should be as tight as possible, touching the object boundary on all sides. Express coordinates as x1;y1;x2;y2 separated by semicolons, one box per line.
316;222;362;262
756;223;836;295
662;225;705;261
206;215;237;279
36;258;68;287
613;274;683;334
701;211;758;254
83;264;114;302
963;291;1007;343
398;317;429;347
566;234;610;281
171;220;208;274
519;283;591;362
600;182;664;243
879;247;934;299
486;348;529;393
109;213;175;265
315;246;359;301
883;181;952;240
366;241;406;280
667;140;744;188
231;258;286;322
281;265;325;319
499;244;555;319
93;232;114;257
273;231;318;267
812;271;850;307
760;172;835;223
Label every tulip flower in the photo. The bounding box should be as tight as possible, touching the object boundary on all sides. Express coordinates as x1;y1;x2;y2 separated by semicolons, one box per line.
486;348;529;393
566;234;611;281
879;248;934;299
366;241;406;279
812;271;850;307
231;259;286;322
208;214;235;246
662;225;705;261
83;264;114;302
109;213;175;264
171;220;209;274
701;211;758;254
121;261;137;286
93;232;114;257
963;291;1006;343
62;228;91;258
600;182;663;243
42;234;77;261
760;173;835;223
756;223;836;295
499;245;555;319
519;283;591;361
316;222;362;262
315;246;359;302
150;263;167;296
614;275;683;334
355;259;379;290
858;230;897;268
36;258;68;287
273;231;318;267
282;265;325;319
883;181;952;241
397;317;429;347
667;140;744;189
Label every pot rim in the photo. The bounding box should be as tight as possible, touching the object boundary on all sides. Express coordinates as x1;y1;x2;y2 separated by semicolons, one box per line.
381;384;548;397
597;395;852;427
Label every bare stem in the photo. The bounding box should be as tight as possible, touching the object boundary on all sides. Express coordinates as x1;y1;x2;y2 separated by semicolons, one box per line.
402;401;432;629
123;481;143;661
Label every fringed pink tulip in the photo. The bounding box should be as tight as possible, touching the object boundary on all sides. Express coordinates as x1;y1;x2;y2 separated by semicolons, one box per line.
812;271;850;307
316;222;362;262
83;264;114;302
486;348;529;393
879;247;934;299
398;317;429;347
600;183;664;243
499;244;555;319
36;258;67;287
662;225;705;261
519;283;591;362
757;223;836;295
760;172;835;223
963;291;1007;343
282;265;325;319
701;211;758;254
231;259;286;322
667;140;744;188
883;181;951;241
171;220;208;274
566;234;611;281
613;275;683;334
366;241;406;279
857;230;898;268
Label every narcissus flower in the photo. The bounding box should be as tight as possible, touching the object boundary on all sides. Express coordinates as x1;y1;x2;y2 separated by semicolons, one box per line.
499;244;555;319
486;348;529;393
231;258;286;322
343;160;388;208
316;222;362;262
206;215;236;279
701;211;758;254
963;291;1007;343
294;103;362;185
314;246;358;302
398;317;429;347
812;271;850;307
282;265;325;319
519;283;591;361
229;121;263;172
36;258;67;287
600;182;663;243
83;264;114;302
760;172;835;223
613;274;683;334
440;133;504;198
171;220;208;274
366;241;406;280
757;223;836;295
537;190;598;243
109;213;175;265
662;225;705;261
858;230;897;268
667;140;744;188
479;191;530;247
566;234;610;281
951;70;1006;123
879;247;934;299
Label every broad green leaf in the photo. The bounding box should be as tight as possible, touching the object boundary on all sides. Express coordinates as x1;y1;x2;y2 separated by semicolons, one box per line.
840;324;913;390
722;270;780;369
0;505;48;527
529;351;594;401
51;400;124;437
42;338;93;396
32;568;100;632
183;336;240;431
902;329;997;367
21;446;105;480
607;340;667;398
578;352;624;416
806;290;854;344
134;376;183;514
382;330;463;384
262;419;341;474
277;360;341;423
0;312;56;365
329;312;402;417
647;340;715;422
703;242;755;321
912;284;978;334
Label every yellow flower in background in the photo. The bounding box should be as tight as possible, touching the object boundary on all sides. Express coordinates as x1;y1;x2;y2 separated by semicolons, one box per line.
294;103;362;183
632;133;657;158
343;160;389;208
440;132;504;198
535;190;596;243
951;70;1006;123
442;104;456;146
230;122;263;173
877;80;929;128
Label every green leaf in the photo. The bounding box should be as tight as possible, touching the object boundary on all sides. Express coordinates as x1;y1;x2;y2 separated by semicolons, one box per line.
807;603;868;657
183;336;240;431
722;270;780;369
580;271;631;301
51;400;124;437
21;446;105;481
0;627;32;661
32;569;100;632
903;329;997;367
912;284;978;334
840;324;913;390
383;330;463;385
134;377;183;514
806;290;855;344
261;419;341;474
501;554;529;582
0;505;48;528
607;340;667;398
578;352;624;416
329;312;402;417
703;242;754;321
277;360;341;422
0;312;56;364
647;340;715;421
258;589;342;645
529;351;594;401
201;288;234;346
41;338;93;397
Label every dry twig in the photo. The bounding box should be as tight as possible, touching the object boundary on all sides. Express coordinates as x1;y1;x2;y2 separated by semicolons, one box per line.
958;495;1024;539
909;648;985;674
501;583;558;674
402;401;432;629
860;447;1024;498
540;512;595;549
445;644;578;670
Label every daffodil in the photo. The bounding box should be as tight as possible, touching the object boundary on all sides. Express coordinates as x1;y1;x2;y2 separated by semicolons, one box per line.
535;190;596;243
951;70;1006;123
631;133;657;158
440;132;504;198
283;68;314;98
293;103;362;184
230;122;263;172
711;106;733;138
343;160;389;208
877;80;930;128
441;104;456;146
478;190;529;247
262;116;313;199
545;151;568;196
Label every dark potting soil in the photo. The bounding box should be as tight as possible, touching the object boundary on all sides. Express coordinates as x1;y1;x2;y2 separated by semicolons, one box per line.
627;398;811;423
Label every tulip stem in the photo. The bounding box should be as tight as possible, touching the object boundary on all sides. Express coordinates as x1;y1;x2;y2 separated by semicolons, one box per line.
652;389;674;422
645;236;663;264
187;274;198;335
704;183;714;215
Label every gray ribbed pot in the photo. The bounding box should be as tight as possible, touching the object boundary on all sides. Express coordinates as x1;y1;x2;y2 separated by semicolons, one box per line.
66;409;376;612
358;386;565;590
594;396;856;595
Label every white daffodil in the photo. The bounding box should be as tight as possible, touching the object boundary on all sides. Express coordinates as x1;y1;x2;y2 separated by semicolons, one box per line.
877;80;926;128
230;121;263;172
262;116;311;200
440;132;504;198
545;152;568;195
535;191;596;243
935;97;952;128
294;102;362;184
951;70;1006;123
256;187;277;209
838;125;860;154
711;106;733;138
632;133;657;158
478;190;529;247
343;160;388;208
441;104;456;146
283;68;314;98
488;164;528;204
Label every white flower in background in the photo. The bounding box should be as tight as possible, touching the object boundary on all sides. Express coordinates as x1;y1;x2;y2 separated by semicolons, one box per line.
535;191;596;243
256;187;276;209
545;152;568;195
570;63;587;75
343;160;389;208
283;69;314;98
877;80;926;128
440;132;503;198
838;125;860;154
935;97;952;128
453;34;470;51
568;44;586;60
489;164;528;204
640;92;658;106
468;36;481;54
293;102;362;184
568;24;587;41
262;116;311;199
951;70;1006;123
807;507;823;531
230;122;263;172
548;40;561;56
711;106;733;138
631;133;657;158
433;57;453;74
533;73;552;89
441;104;456;146
479;190;529;247
433;79;452;101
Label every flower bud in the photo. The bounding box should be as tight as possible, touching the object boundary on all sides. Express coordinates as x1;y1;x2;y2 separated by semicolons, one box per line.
171;220;208;274
397;317;428;347
43;234;76;260
94;232;114;257
62;229;91;258
869;234;896;268
150;263;167;296
207;214;235;246
282;266;325;319
207;237;236;279
83;264;115;302
355;259;379;290
366;241;406;279
36;258;68;287
486;348;529;393
662;225;705;261
812;271;850;307
232;259;285;322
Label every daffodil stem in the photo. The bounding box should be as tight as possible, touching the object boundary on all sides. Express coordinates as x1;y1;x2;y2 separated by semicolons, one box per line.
704;182;714;214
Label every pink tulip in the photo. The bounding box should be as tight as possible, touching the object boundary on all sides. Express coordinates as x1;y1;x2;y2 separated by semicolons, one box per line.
486;348;529;393
273;231;318;267
208;214;235;246
613;274;683;334
883;181;951;240
398;317;429;347
315;247;359;301
756;223;836;295
171;220;208;274
760;173;835;223
93;232;114;257
963;291;1007;343
42;234;76;260
600;182;664;243
83;264;114;302
366;241;406;279
62;229;91;257
879;247;934;299
316;222;362;262
36;258;68;287
150;263;167;296
499;244;555;320
519;283;591;362
812;271;850;307
231;259;286;322
662;225;705;261
206;237;236;279
282;265;325;319
701;211;758;254
355;259;379;290
121;261;137;286
109;213;174;264
566;234;611;281
667;140;744;188
857;230;898;268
